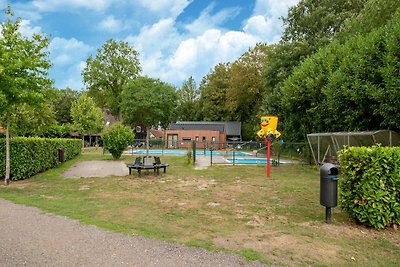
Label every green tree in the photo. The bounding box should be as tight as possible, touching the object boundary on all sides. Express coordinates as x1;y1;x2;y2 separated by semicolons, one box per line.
48;87;81;124
82;39;141;120
0;6;52;185
102;122;133;159
261;0;366;117
121;77;177;156
71;94;104;147
226;43;269;140
176;76;200;121
279;8;400;140
198;63;231;121
11;102;56;137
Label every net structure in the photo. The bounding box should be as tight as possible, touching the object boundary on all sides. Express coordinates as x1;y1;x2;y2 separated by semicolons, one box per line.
307;130;400;165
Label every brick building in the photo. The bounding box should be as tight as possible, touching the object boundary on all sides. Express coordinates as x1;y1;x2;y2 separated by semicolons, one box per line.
165;121;241;149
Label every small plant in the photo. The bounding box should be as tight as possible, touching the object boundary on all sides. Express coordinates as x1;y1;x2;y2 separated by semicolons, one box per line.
102;122;134;159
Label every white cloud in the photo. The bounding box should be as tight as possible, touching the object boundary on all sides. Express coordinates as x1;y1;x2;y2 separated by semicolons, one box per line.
254;0;299;17
49;37;92;66
185;3;241;36
19;20;42;37
98;16;123;33
49;37;92;89
135;0;192;18
243;15;279;43
32;0;114;12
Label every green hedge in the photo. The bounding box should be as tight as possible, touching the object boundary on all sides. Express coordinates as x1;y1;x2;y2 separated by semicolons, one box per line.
338;146;400;228
0;137;82;180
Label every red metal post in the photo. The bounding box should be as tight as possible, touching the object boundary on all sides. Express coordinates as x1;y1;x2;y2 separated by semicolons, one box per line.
267;138;271;178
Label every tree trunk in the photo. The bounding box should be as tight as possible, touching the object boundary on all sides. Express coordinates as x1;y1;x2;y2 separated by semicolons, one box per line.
146;127;150;158
5;113;11;186
82;136;85;149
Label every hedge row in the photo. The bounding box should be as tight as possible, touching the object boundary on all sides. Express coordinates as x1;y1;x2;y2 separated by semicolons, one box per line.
0;137;82;180
338;146;400;228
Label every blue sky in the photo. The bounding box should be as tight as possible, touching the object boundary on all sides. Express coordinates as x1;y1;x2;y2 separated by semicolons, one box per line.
3;0;299;90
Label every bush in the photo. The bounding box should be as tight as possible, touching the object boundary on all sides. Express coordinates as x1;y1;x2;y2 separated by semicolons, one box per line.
0;137;82;180
102;122;133;159
338;146;400;228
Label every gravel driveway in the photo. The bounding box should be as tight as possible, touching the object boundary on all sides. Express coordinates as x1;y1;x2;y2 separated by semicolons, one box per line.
0;160;269;267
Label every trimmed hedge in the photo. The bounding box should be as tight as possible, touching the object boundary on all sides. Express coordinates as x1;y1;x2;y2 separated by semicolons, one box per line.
338;146;400;228
0;137;82;180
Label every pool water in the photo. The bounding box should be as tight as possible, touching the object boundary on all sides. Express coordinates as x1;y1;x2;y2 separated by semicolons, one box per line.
131;149;249;156
225;158;273;164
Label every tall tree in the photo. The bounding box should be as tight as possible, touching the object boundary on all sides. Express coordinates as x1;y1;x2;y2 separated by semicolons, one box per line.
227;43;269;139
82;39;141;120
0;6;52;185
176;76;200;121
121;77;177;156
198;63;231;121
48;87;81;124
11;102;56;137
71;94;104;147
279;8;400;140
261;0;366;116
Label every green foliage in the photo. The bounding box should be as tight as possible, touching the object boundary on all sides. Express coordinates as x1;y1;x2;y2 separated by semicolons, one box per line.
82;39;141;119
0;137;81;180
278;9;400;141
227;43;268;123
48;87;81;124
262;0;365;109
71;94;104;137
102;122;133;159
198;63;231;121
10;102;57;136
176;76;200;121
121;76;177;129
338;146;400;228
338;0;400;38
0;5;52;114
0;5;53;184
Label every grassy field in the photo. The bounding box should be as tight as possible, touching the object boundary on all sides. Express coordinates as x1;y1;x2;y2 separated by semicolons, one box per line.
1;150;399;266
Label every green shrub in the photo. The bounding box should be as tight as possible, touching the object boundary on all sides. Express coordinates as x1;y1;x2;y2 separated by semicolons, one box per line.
102;122;133;159
338;146;400;228
0;137;82;180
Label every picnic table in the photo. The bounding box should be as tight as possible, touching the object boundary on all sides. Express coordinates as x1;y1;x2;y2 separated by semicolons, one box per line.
127;156;169;177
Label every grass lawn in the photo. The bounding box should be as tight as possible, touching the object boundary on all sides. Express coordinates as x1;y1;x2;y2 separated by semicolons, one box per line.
1;150;399;266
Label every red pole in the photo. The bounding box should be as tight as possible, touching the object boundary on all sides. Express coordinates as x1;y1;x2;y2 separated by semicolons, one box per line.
267;138;271;178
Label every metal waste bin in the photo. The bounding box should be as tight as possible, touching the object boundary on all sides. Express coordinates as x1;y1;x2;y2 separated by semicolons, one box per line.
320;163;339;223
58;148;65;163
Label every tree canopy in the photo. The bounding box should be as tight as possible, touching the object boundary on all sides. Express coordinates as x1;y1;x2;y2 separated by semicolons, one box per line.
82;39;141;120
0;6;52;185
176;76;200;121
121;76;177;129
71;94;104;144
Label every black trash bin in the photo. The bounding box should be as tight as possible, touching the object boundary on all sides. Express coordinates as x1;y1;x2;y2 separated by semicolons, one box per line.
58;148;65;163
320;163;339;223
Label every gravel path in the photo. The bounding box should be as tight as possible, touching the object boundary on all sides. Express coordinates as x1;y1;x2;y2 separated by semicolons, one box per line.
0;199;268;267
62;160;129;178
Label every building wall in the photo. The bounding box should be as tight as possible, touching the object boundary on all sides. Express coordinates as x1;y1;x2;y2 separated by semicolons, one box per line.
165;129;226;149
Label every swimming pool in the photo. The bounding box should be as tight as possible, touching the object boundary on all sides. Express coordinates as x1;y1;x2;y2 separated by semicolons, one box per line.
225;158;273;164
130;149;250;156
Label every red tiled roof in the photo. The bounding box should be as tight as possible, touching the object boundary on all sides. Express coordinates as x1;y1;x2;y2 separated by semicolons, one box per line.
150;128;164;138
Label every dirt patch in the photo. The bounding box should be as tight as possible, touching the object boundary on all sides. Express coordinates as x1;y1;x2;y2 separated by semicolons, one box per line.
62;160;129;178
